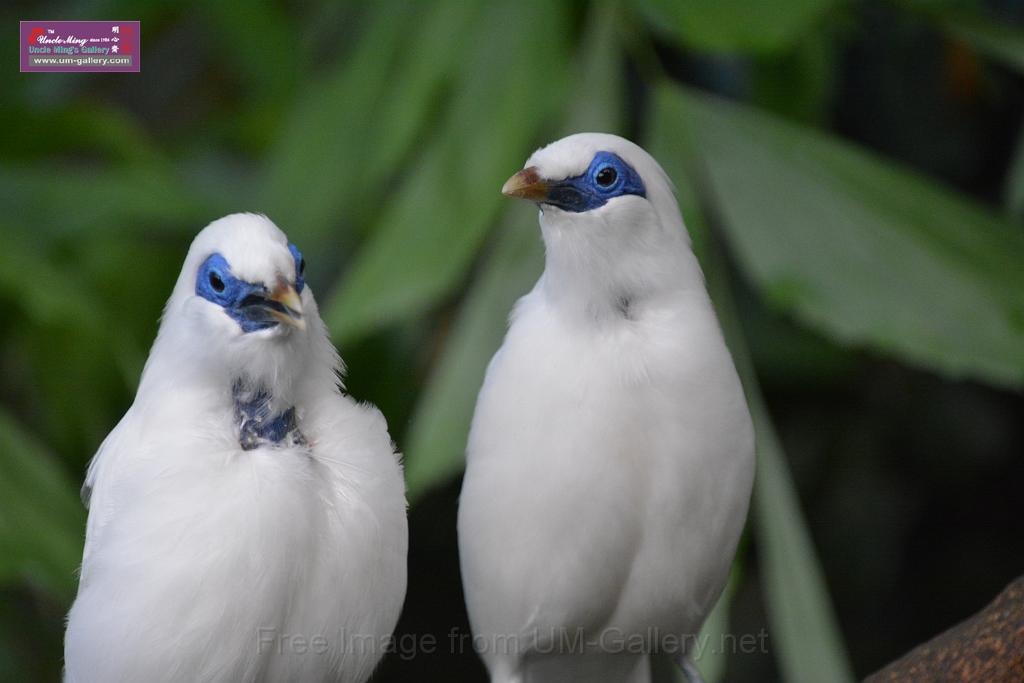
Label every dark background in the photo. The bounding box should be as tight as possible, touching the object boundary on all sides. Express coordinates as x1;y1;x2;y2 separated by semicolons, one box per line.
1;1;1022;681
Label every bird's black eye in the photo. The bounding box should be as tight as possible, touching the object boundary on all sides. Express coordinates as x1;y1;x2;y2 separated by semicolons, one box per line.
596;166;617;188
209;272;225;293
299;258;306;276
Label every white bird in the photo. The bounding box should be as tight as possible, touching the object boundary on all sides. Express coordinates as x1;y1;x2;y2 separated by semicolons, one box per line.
64;214;408;683
458;134;755;683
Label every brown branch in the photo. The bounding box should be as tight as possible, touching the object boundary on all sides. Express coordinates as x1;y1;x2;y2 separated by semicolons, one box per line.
865;575;1024;682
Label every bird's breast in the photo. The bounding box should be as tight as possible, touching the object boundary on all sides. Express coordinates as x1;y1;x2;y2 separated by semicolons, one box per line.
461;295;754;638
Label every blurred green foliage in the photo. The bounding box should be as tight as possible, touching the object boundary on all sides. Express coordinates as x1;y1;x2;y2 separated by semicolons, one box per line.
2;1;1023;681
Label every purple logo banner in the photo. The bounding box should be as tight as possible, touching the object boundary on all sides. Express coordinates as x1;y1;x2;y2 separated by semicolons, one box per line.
20;21;140;72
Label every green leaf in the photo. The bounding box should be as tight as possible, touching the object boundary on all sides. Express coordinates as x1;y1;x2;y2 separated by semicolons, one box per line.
404;215;543;502
0;234;141;453
202;0;299;100
0;102;163;165
644;90;711;260
0;237;99;331
751;30;836;126
702;227;856;683
654;83;1024;388
633;0;840;54
749;392;856;683
692;565;741;683
652;116;856;682
401;0;620;501
359;1;483;194
261;1;481;258
0;163;229;240
0;411;84;601
260;3;414;249
321;0;570;344
639;137;743;683
568;0;626;133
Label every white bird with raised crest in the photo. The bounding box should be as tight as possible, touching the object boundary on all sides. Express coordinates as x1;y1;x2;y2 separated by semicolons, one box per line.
64;214;407;683
458;134;755;683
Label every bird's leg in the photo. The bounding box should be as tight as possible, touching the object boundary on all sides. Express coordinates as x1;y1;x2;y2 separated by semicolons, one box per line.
673;654;706;683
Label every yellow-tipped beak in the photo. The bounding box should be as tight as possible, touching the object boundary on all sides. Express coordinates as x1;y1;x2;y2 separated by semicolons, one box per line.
269;281;305;331
501;166;550;202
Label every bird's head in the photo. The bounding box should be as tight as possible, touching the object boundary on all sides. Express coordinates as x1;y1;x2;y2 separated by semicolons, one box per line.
502;134;697;312
159;214;320;389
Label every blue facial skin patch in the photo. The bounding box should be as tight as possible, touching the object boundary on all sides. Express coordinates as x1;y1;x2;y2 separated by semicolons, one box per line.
233;382;306;451
288;243;305;294
542;151;646;213
195;246;304;333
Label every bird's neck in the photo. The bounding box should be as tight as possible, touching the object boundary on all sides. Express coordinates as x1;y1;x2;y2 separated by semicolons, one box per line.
538;231;706;323
136;326;306;449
